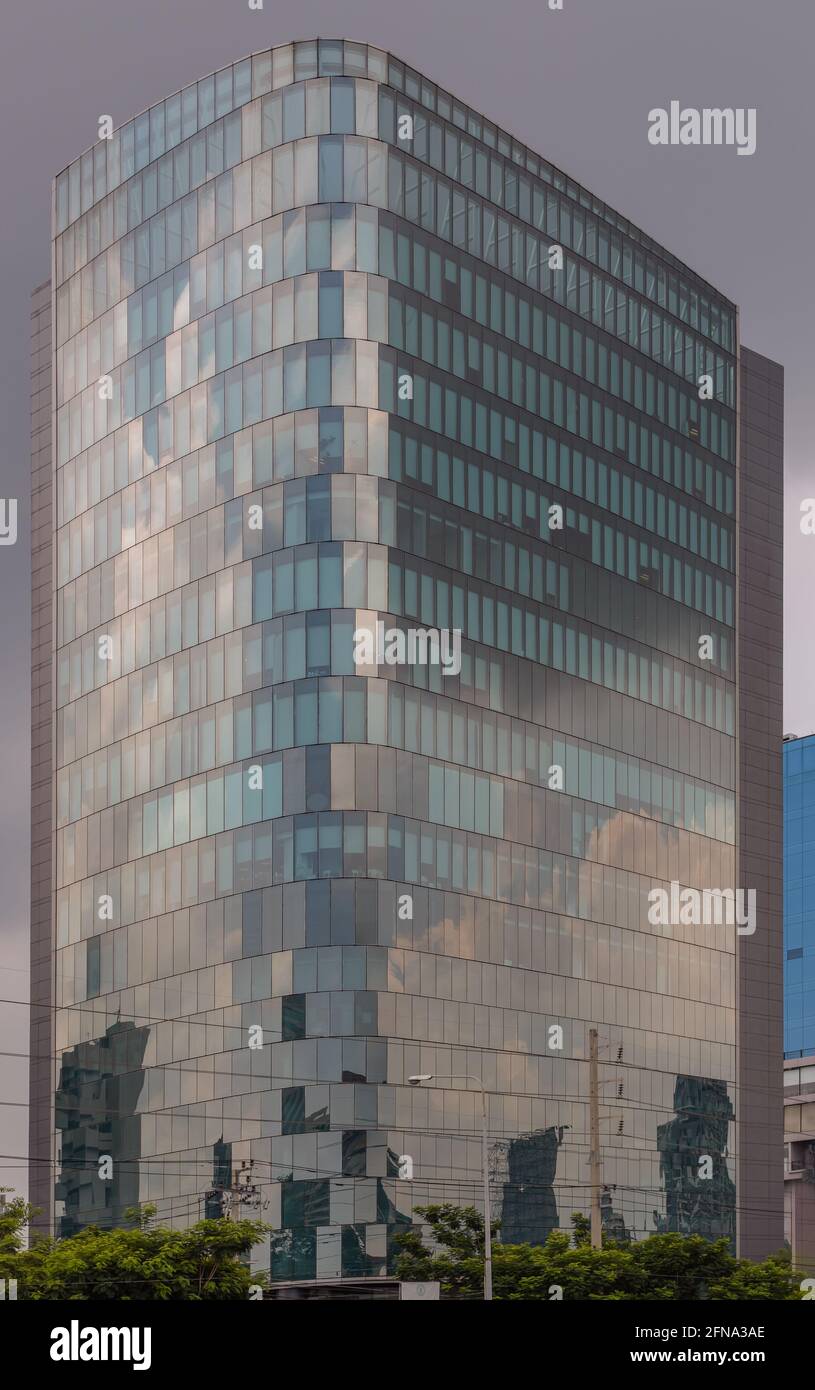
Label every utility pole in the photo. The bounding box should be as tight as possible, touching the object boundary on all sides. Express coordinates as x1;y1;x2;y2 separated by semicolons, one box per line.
480;1083;493;1301
589;1028;602;1250
221;1162;262;1223
408;1072;493;1301
226;1169;239;1221
208;1167;242;1222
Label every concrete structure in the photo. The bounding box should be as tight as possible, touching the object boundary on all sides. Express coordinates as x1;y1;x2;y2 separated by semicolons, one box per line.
784;1056;815;1272
735;347;784;1260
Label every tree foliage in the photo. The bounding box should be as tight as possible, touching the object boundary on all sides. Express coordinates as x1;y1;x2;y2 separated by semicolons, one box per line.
394;1204;802;1301
3;1190;802;1300
0;1193;268;1300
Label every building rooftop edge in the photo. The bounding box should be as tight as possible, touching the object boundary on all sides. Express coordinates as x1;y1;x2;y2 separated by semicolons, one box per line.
50;37;737;312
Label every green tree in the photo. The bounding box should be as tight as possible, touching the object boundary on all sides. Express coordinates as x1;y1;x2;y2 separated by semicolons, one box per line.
393;1203;499;1300
0;1194;269;1300
0;1189;47;1292
570;1211;591;1247
0;1189;38;1254
394;1204;802;1301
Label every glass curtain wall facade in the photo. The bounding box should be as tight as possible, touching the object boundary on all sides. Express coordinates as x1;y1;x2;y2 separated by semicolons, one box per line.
784;733;815;1058
783;737;815;1267
32;39;783;1277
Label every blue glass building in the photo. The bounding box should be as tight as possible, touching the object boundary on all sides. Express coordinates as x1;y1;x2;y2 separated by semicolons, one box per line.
784;733;815;1057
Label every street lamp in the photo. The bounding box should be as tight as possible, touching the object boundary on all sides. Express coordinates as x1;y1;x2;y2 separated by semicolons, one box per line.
408;1072;493;1301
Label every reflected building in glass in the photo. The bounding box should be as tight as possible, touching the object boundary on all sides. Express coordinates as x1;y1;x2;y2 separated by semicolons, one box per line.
30;40;783;1281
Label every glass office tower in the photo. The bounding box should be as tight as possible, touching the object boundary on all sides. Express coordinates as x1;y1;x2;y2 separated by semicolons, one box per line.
30;40;783;1279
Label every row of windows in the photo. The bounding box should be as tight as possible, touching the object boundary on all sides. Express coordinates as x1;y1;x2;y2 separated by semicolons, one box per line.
55;535;733;737
380;214;732;414
58;457;387;595
56;1137;731;1266
62;958;735;1075
60;242;729;568
56;676;735;848
378;100;735;358
57;401;382;532
54;1076;735;1183
58;735;740;892
57;728;734;922
57;333;734;630
59;245;733;510
57;606;735;796
56;136;365;345
58;334;383;467
58;268;388;410
58;880;738;1032
406;434;736;714
55;1095;737;1248
57;462;733;678
55;50;379;233
56;128;734;427
107;203;371;383
54;1115;623;1199
55;223;728;625
56;540;386;705
56;652;736;845
62;286;387;470
64;252;729;506
53;405;734;739
394;463;733;619
386;51;735;342
56;53;735;359
388;556;735;733
57;556;734;766
387;275;732;459
66;907;736;1031
379;351;735;622
391;416;733;597
393;440;733;612
57;1093;734;1254
71;902;737;1034
55;1023;735;1242
56;807;737;985
56;206;736;570
57;426;735;719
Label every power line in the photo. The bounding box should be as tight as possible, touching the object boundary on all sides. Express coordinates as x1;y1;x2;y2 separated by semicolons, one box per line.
3;1082;782;1142
0;998;757;1083
0;1149;782;1221
2;1041;753;1114
2;1086;746;1125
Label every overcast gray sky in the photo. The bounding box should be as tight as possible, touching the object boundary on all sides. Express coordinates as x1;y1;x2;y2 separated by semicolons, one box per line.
1;0;812;1203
